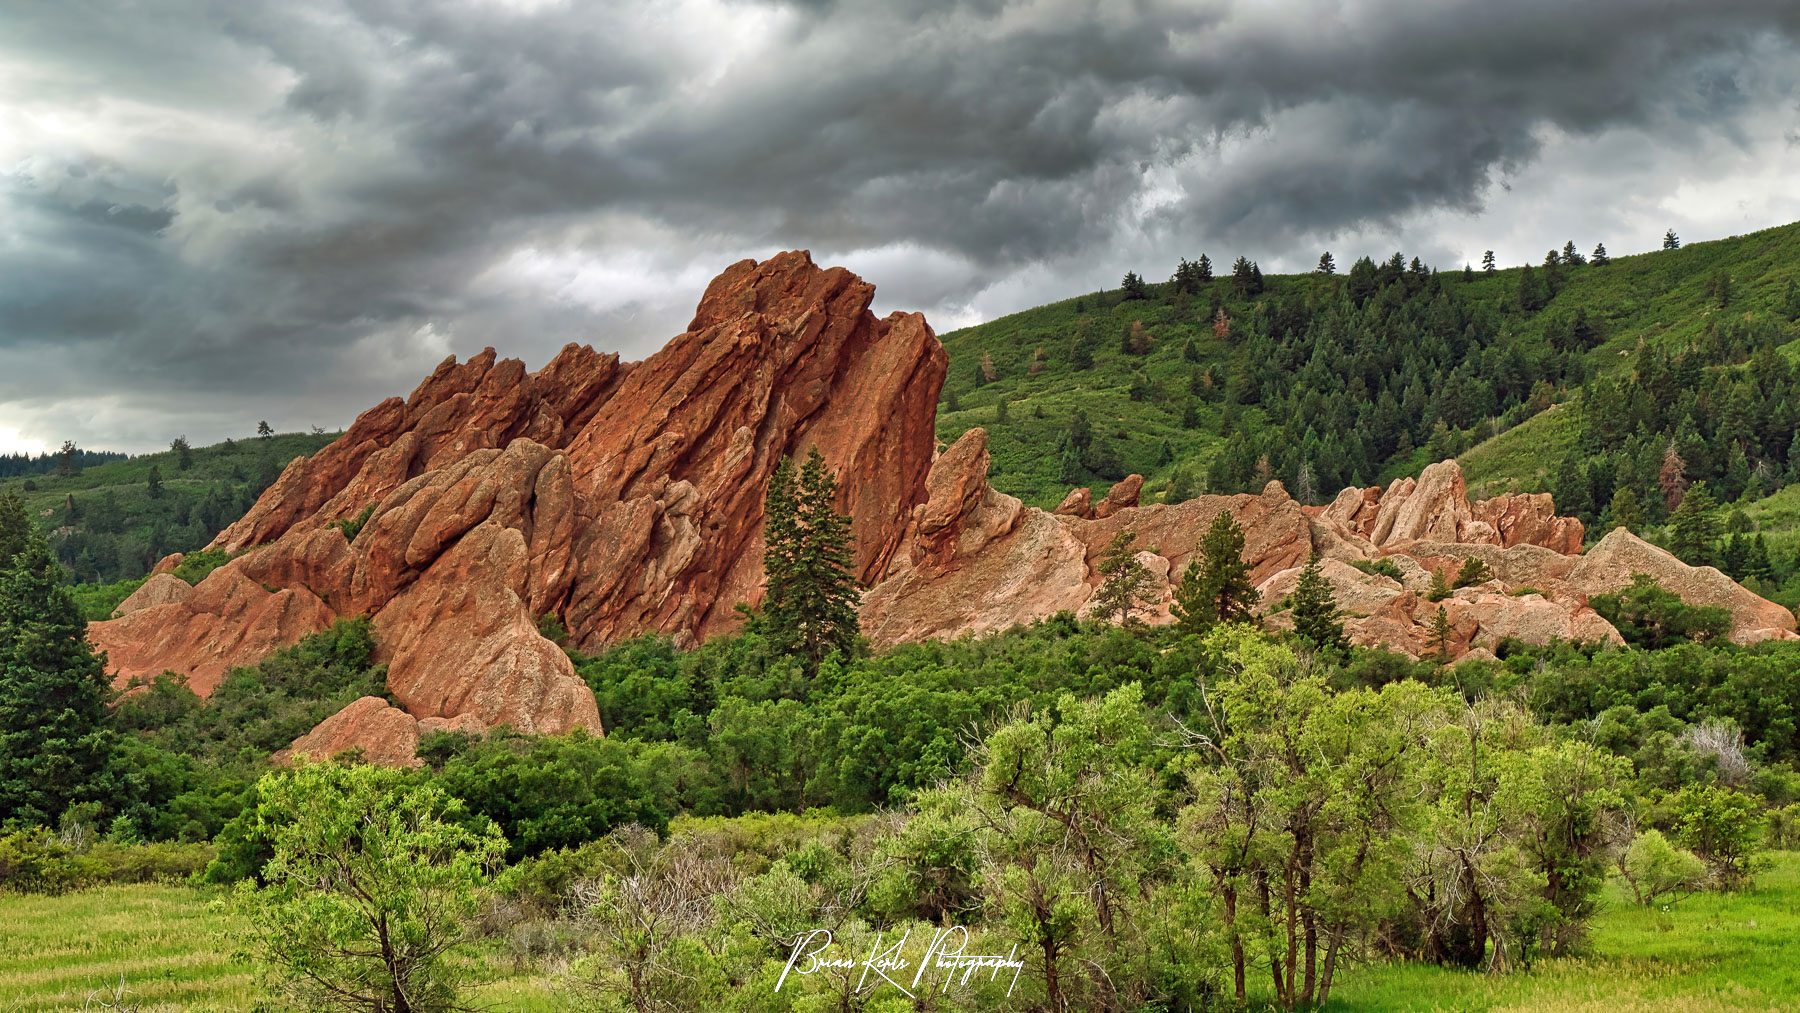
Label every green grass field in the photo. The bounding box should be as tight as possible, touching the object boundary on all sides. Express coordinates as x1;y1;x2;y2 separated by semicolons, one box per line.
6;855;1796;1011
0;883;559;1013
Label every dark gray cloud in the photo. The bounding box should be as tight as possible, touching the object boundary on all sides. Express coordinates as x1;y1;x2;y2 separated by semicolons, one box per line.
2;0;1799;452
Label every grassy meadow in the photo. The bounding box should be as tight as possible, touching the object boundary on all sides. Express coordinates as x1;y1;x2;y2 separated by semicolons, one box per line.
7;855;1796;1012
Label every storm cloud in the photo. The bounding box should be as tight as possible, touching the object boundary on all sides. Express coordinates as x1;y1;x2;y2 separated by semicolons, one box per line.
3;0;1799;451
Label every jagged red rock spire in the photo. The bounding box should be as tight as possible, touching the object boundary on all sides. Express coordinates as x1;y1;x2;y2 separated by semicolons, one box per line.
92;252;948;760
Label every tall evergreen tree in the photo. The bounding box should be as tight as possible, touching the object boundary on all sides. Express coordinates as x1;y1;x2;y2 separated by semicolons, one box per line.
1668;483;1720;566
0;492;30;568
1315;251;1336;275
1092;530;1156;627
1171;511;1259;635
1425;605;1454;661
1591;243;1610;266
1120;271;1148;301
1663;229;1680;250
1482;250;1496;273
1195;253;1213;282
759;448;860;672
1561;240;1585;266
170;435;193;471
0;518;114;828
1289;554;1346;653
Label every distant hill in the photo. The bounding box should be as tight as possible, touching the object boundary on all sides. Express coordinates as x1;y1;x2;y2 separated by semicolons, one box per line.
0;431;339;589
935;222;1800;599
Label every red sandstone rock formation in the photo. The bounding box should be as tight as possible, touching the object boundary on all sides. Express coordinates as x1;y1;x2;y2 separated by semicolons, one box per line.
87;254;1798;763
90;251;947;759
867;433;1794;658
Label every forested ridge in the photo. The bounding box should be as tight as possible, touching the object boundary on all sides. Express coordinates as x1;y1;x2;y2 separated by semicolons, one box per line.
936;223;1800;598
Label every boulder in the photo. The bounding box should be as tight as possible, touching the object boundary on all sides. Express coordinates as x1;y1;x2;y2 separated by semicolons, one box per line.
285;697;423;768
110;572;193;618
1567;529;1798;644
1094;475;1143;518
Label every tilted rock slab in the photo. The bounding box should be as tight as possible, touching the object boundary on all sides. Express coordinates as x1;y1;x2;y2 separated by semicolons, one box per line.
90;252;947;760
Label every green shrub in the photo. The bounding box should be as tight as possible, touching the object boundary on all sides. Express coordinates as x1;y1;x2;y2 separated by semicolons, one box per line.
1453;556;1494;588
0;829;213;894
1620;829;1707;905
68;576;149;621
1510;586;1547;598
1349;557;1405;581
172;548;232;584
1591;574;1732;650
329;503;376;542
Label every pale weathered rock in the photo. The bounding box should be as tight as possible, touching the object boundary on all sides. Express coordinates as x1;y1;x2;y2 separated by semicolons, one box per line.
1566;529;1798;644
111;573;193;618
286;697;423;768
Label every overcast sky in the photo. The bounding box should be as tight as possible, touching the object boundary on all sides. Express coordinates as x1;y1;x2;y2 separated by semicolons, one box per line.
4;0;1800;454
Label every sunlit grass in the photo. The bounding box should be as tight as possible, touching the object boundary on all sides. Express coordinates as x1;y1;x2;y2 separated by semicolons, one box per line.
1320;852;1800;1011
5;854;1797;1011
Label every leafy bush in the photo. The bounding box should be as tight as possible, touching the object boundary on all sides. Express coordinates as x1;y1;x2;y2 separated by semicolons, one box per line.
1591;574;1731;649
328;503;376;542
0;828;213;895
1349;557;1405;581
1453;556;1494;588
68;576;149;621
172;548;232;584
1620;829;1707;905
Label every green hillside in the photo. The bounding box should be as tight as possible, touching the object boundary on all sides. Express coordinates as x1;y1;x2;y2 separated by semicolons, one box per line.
938;224;1800;513
0;431;339;595
937;225;1800;602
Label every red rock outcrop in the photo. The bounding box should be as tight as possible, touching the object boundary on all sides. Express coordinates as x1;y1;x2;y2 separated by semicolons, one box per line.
865;442;1793;659
90;251;947;761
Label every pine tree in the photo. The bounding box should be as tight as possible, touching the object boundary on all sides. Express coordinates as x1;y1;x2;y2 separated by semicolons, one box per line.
1426;566;1452;602
170;435;193;471
1289;554;1346;653
1663;229;1680;250
57;440;80;478
1482;250;1496;273
1196;254;1213;282
1182;402;1201;430
1171;511;1259;635
759;448;859;672
1057;434;1083;485
1315;252;1336;275
257;420;274;440
146;465;163;500
1668;483;1720;566
1783;279;1800;322
0;520;114;827
1120;271;1148;301
1183;338;1200;362
1517;263;1542;311
1605;486;1643;532
1425;605;1454;662
1091;530;1155;627
1591;243;1610;266
1562;240;1585;266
